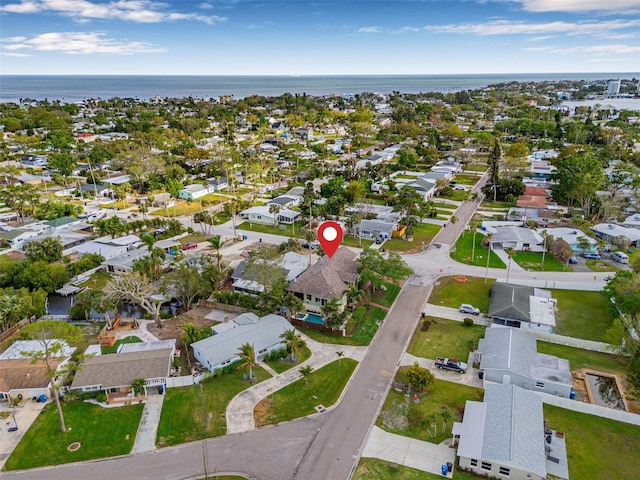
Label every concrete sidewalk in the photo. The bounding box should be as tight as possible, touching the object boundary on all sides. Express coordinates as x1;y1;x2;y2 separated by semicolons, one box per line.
362;426;455;478
130;393;164;454
0;400;46;470
225;336;367;434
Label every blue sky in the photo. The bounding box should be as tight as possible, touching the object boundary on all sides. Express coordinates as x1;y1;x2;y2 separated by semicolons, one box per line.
1;0;639;75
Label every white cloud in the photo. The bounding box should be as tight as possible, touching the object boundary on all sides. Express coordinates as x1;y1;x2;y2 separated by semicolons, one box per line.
424;19;640;36
0;0;227;24
524;43;640;55
1;52;33;57
526;35;554;41
358;26;381;33
0;31;166;55
514;0;640;12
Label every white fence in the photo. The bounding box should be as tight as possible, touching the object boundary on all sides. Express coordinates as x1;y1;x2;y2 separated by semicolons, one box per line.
165;372;210;388
525;330;621;354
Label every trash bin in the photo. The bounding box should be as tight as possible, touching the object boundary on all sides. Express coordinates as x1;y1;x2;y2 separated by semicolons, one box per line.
447;462;453;472
242;235;248;240
441;464;449;476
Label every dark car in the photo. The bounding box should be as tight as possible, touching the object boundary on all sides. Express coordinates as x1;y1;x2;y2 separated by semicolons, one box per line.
569;256;578;264
582;252;601;260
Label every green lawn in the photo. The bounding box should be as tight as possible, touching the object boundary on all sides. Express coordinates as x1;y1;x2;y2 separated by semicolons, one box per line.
0;253;20;269
4;402;143;470
354;458;478;480
255;359;357;426
537;342;628;375
342;235;374;248
377;377;483;444
351;307;387;344
101;335;142;354
156;366;271;447
586;259;619;272
374;282;402;307
429;275;494;313
266;345;312;374
385;223;442;253
451;231;506;268
512;251;570;272
544;404;640;480
238;220;303;239
408;317;485;362
478;200;513;209
78;270;112;290
553;289;616;341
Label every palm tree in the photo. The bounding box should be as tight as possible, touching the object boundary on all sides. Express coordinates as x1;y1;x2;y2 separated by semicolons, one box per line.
484;233;493;284
540;230;551;269
269;203;281;227
336;351;344;366
346;284;363;311
469;220;481;263
238;342;256;383
131;378;146;397
440;406;452;434
304;229;316;266
392;186;425;239
279;328;306;364
505;247;515;283
207;235;223;267
300;365;313;386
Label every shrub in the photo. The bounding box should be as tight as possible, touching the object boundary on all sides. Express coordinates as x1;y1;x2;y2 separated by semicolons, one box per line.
463;317;474;327
96;392;107;403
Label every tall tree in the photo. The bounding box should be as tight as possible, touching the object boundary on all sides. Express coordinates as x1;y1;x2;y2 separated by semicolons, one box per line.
103;272;167;328
19;320;83;433
392;186;426;238
237;342;257;383
279;328;306;364
487;139;501;202
24;237;64;263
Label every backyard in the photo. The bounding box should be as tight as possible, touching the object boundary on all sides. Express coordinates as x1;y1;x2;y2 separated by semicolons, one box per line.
4;402;144;470
301;306;388;346
544;404;640;480
254;359;357;427
101;335;142;354
156;366;271;447
377;376;483;445
428;276;494;313
408;317;485;362
553;289;616;341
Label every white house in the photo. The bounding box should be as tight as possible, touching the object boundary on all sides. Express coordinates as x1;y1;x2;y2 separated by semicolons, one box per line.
239;205;300;225
592;223;640;247
191;313;292;372
178;184;215;201
537;227;597;253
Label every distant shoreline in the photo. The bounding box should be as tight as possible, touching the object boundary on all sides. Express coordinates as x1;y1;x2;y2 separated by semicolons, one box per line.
1;73;638;103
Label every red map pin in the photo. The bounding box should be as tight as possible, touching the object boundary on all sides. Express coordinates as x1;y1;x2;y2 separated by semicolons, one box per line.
317;221;343;258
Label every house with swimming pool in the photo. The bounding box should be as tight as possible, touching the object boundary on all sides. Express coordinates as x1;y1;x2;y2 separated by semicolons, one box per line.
287;247;360;316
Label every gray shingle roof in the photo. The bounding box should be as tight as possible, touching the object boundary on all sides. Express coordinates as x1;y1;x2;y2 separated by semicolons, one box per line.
71;349;173;389
488;282;535;322
287;247;359;299
482;384;547;478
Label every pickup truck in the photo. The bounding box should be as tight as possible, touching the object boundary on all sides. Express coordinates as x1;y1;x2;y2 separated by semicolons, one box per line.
435;357;468;373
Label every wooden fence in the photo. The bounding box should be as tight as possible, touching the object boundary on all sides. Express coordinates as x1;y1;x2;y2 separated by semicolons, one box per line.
0;316;37;343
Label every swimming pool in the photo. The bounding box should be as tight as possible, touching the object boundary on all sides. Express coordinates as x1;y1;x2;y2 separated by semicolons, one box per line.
296;312;325;325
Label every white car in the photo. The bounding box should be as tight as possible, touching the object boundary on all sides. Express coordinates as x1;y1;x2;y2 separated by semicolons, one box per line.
459;304;480;315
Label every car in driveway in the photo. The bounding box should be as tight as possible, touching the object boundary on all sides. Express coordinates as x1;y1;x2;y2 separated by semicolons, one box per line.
459;304;480;315
569;256;578;264
582;252;601;260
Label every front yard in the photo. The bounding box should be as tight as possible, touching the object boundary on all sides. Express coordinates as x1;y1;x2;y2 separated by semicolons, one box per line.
156;366;271;447
543;404;640;480
301;306;387;346
512;250;571;272
376;376;483;445
428;275;494;313
384;223;441;253
451;231;506;268
353;458;479;480
408;317;485;362
4;402;143;470
254;359;357;427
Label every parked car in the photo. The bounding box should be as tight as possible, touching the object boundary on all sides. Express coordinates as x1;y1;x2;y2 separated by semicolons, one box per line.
582;252;601;260
611;251;629;264
435;357;468;373
182;242;198;250
568;256;578;264
453;185;466;191
375;237;384;245
459;304;480;315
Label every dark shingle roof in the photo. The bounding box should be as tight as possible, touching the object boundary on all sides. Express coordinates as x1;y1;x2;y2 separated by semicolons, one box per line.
287;247;359;300
488;282;534;322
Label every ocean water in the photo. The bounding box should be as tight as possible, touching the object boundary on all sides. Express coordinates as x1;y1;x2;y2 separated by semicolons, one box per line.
0;73;636;103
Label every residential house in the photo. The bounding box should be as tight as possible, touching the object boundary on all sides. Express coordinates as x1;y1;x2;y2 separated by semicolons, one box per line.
178;184;215;201
206;176;229;192
191;313;292;372
287;247;359;314
78;183;113;197
478;328;573;398
592;223;640;247
354;219;396;240
239;205;300;225
20;155;48;168
517;186;549;213
488;282;557;333
490;226;544;252
101;239;179;274
453;384;568;480
538;227;597;253
231;251;308;295
101;174;131;186
0;339;76;402
71;346;174;403
623;213;640;230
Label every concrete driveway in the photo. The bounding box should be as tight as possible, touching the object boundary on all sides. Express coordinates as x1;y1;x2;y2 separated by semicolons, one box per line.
362;426;455;478
0;400;46;470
